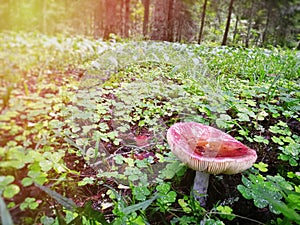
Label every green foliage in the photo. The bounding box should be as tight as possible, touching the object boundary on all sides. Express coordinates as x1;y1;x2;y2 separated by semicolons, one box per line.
0;33;299;224
216;205;236;221
155;183;177;212
238;174;300;224
97;153;187;223
36;184;109;225
254;162;268;172
171;194;205;224
20;197;40;211
0;175;20;199
195;46;299;81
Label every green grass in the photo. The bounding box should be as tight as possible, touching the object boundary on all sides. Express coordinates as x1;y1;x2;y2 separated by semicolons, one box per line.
0;32;299;225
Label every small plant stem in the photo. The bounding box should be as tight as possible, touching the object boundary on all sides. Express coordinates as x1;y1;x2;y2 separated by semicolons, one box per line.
193;171;210;206
208;212;265;225
265;74;281;102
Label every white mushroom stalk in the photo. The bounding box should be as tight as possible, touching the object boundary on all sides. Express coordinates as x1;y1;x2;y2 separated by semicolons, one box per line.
167;122;257;206
193;171;210;206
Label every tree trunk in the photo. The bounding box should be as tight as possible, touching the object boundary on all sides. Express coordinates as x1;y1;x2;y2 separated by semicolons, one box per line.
262;6;271;45
167;0;175;42
233;15;239;43
103;0;117;40
124;0;130;38
94;0;103;38
151;0;168;40
198;0;208;44
221;0;234;46
142;0;150;37
177;17;183;42
245;0;254;47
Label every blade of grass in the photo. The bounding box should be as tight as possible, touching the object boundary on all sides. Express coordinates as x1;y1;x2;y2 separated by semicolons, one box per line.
0;195;13;225
35;183;76;211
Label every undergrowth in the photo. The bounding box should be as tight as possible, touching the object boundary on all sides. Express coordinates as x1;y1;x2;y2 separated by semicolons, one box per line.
0;32;299;225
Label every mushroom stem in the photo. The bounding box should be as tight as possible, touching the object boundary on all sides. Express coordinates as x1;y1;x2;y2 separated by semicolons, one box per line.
193;171;210;206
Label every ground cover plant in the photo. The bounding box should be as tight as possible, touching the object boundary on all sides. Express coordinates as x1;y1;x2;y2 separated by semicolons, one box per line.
0;32;299;225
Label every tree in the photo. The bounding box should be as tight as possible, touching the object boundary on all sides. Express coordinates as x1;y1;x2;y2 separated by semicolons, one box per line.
94;0;105;38
262;1;272;45
173;0;198;42
151;0;168;40
268;0;300;47
198;0;208;44
123;0;130;38
222;0;234;45
245;0;254;47
0;0;298;47
167;0;175;42
232;14;239;44
142;0;150;37
103;0;118;40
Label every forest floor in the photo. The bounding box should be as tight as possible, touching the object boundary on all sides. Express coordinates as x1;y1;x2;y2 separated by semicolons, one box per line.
1;33;299;225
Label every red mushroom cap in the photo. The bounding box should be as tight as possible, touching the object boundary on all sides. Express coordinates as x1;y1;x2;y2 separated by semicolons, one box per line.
167;122;257;174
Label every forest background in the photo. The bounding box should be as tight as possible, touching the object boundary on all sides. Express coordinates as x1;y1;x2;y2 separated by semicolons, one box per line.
0;0;299;48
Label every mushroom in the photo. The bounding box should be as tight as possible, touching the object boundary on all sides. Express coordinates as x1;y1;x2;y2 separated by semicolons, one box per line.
167;122;257;206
